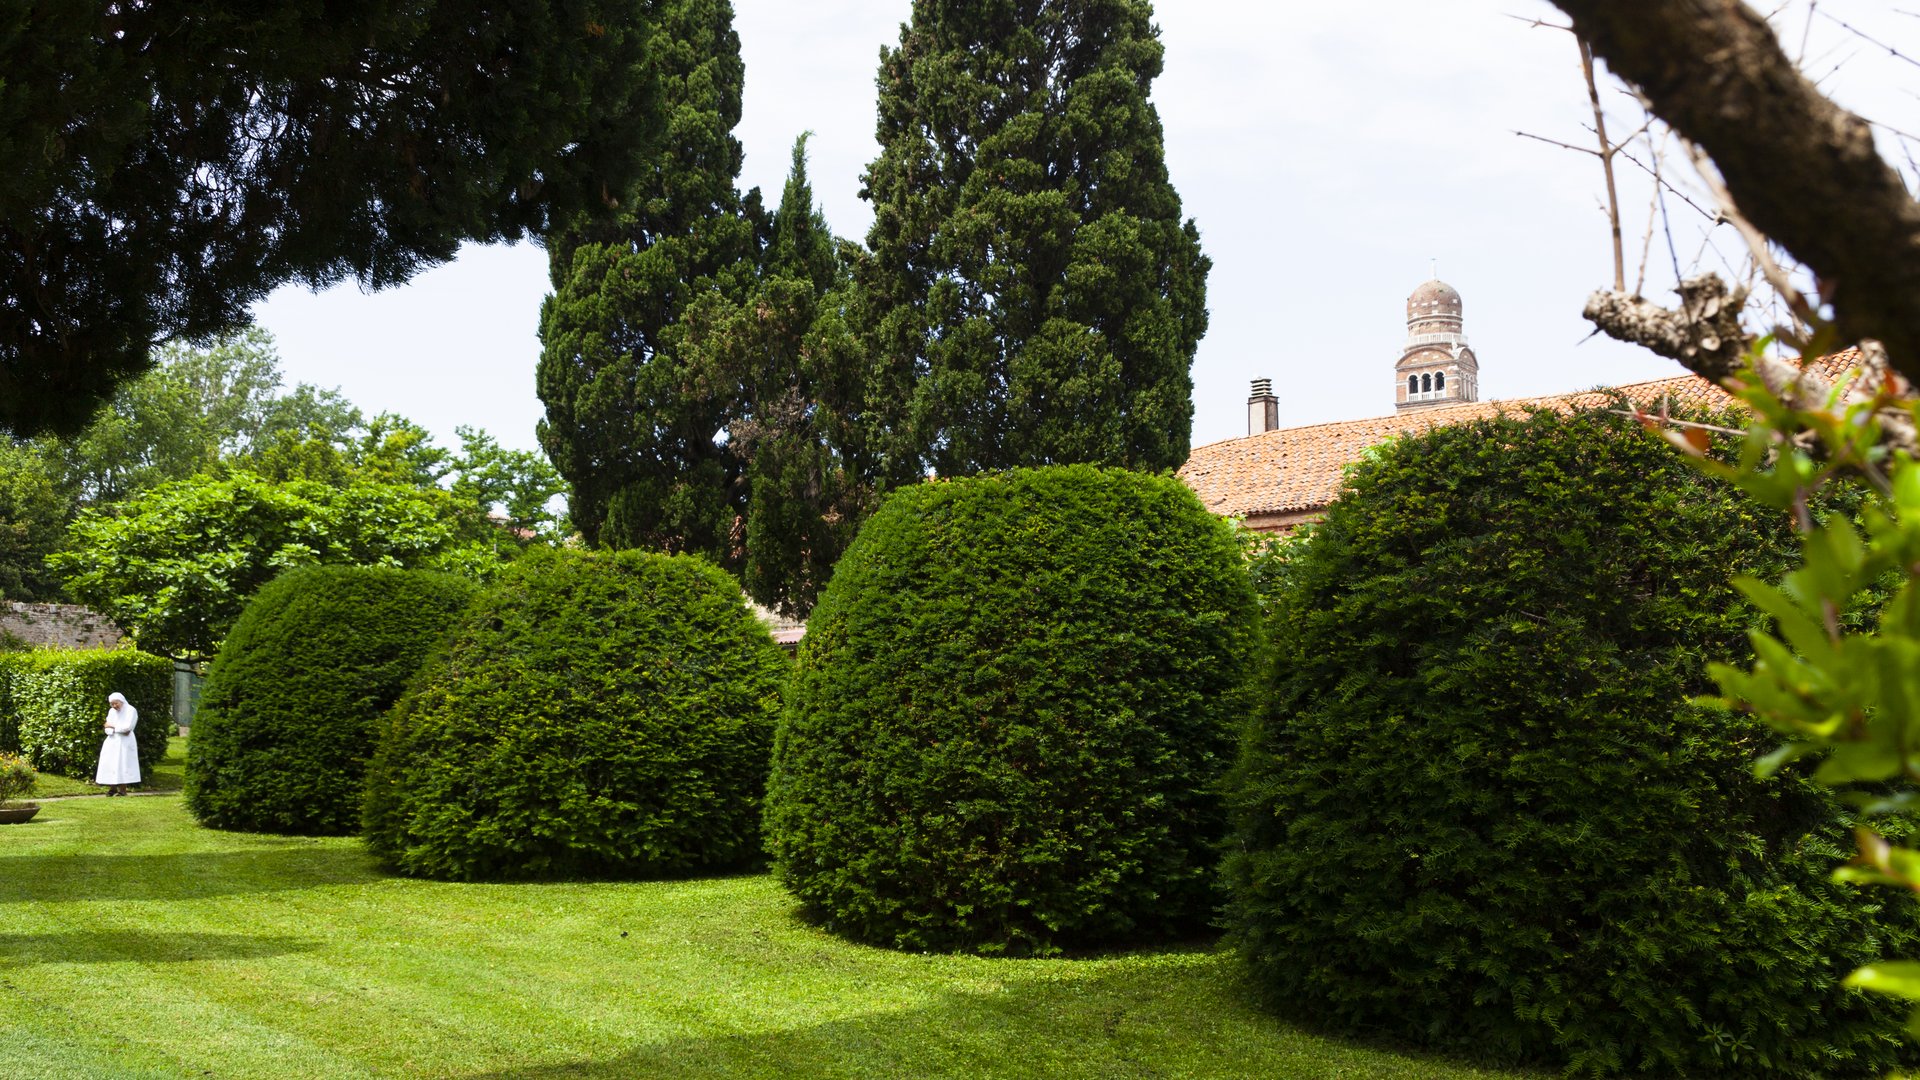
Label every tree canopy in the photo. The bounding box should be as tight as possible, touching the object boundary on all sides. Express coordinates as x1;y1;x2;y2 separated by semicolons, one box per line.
0;443;64;601
1;0;660;438
536;0;761;555
53;471;498;660
856;0;1209;478
679;135;870;617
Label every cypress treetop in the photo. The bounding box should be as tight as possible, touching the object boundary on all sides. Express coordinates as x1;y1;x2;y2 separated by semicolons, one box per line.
536;0;762;553
858;0;1210;478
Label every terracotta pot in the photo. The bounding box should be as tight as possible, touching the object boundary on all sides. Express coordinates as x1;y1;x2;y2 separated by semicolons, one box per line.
0;803;40;824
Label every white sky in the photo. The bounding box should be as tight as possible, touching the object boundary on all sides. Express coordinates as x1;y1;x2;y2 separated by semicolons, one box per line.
250;0;1918;455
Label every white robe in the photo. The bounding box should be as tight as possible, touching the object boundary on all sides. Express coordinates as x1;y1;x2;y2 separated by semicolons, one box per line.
95;703;141;786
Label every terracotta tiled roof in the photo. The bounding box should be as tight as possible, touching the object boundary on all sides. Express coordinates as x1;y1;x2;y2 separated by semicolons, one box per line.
1179;350;1861;519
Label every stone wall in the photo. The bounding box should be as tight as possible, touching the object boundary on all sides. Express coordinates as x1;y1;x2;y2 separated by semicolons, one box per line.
0;602;125;650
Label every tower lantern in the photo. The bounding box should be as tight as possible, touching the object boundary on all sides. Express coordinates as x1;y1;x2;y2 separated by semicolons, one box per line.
1395;278;1479;411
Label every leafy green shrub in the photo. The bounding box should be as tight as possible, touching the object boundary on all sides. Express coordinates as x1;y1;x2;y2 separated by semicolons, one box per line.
0;649;172;778
0;653;18;753
766;465;1265;957
1223;407;1920;1078
0;752;35;805
186;565;478;835
363;549;787;881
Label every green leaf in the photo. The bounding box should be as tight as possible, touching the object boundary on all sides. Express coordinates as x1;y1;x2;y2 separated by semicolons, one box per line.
1846;961;1920;1001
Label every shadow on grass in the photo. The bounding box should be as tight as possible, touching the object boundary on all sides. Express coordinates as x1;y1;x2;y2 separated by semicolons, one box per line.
0;930;316;968
0;847;383;904
458;961;1537;1080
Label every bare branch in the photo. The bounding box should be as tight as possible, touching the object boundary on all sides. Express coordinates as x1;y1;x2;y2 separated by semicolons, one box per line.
1584;274;1751;375
1682;139;1817;333
1580;37;1628;292
1583;274;1920;456
1611;141;1718;220
1506;13;1574;32
1549;0;1920;383
1633;131;1664;295
1818;9;1920;72
1514;129;1601;157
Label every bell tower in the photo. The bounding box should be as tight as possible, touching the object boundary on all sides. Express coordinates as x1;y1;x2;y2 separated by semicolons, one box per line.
1395;278;1479;412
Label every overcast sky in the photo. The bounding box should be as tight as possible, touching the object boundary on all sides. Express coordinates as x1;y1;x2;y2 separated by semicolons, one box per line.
250;0;1917;455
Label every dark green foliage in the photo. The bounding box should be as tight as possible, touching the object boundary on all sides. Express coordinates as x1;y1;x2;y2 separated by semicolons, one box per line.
857;0;1210;478
1223;407;1920;1077
363;548;787;881
537;0;762;554
680;135;871;617
766;466;1264;956
186;566;477;835
1;1;660;438
0;649;172;778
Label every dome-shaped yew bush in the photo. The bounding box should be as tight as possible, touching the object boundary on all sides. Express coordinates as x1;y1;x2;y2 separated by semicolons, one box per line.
766;465;1265;956
1224;407;1920;1078
186;565;476;834
362;549;787;881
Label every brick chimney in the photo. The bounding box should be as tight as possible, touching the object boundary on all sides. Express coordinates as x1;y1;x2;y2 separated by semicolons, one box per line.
1247;378;1279;436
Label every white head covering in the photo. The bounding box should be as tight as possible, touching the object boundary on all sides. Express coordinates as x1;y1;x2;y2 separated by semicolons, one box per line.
108;692;127;707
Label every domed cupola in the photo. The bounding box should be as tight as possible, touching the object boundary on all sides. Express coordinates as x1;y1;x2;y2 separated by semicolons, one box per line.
1396;277;1479;412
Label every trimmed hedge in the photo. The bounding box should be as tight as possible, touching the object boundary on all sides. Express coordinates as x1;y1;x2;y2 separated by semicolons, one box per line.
1224;407;1920;1078
363;549;788;881
0;655;15;753
0;649;172;778
186;565;478;835
765;465;1265;957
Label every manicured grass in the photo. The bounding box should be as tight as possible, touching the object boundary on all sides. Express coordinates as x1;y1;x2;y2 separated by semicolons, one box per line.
0;796;1538;1079
26;734;186;799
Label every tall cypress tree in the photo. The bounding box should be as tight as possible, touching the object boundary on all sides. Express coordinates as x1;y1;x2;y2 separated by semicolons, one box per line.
683;135;870;617
536;0;762;553
858;0;1210;478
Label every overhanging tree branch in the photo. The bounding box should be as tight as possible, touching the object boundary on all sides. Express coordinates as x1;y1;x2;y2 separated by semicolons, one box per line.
1548;0;1920;381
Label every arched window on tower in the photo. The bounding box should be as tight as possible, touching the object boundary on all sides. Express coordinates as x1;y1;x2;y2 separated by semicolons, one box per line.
1420;372;1432;394
1435;371;1446;393
1408;374;1418;395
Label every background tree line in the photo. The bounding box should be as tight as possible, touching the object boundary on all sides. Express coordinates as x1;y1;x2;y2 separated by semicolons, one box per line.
0;328;566;655
536;0;1209;618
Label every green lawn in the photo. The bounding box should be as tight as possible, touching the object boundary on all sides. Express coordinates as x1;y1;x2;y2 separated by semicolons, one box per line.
0;796;1536;1080
27;734;187;799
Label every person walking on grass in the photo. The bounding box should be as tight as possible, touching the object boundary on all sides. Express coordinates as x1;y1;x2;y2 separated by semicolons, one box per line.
96;692;140;796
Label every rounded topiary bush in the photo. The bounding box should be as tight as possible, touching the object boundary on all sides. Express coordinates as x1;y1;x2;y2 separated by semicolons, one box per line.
1224;407;1920;1078
362;548;787;881
766;465;1265;956
185;565;477;834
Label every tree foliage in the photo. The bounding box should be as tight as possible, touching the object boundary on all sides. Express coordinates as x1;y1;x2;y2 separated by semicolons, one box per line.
363;548;787;881
679;136;870;617
537;0;761;554
1224;406;1919;1077
766;466;1263;956
856;0;1209;479
53;472;495;659
1;0;661;438
0;442;66;601
187;565;476;835
37;328;359;506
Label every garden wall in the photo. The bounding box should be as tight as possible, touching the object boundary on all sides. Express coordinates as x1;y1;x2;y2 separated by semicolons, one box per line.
0;603;124;650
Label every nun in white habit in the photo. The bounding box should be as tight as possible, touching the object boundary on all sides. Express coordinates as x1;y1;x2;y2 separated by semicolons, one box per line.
96;692;140;795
